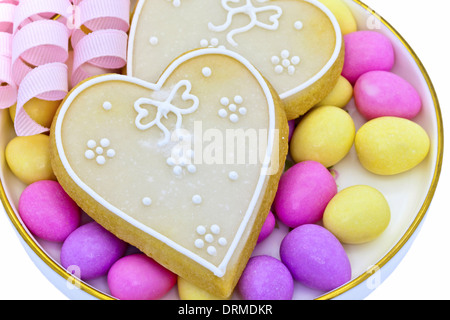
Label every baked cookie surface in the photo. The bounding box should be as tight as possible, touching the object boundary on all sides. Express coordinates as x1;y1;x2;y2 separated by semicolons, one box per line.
128;0;344;119
50;49;288;298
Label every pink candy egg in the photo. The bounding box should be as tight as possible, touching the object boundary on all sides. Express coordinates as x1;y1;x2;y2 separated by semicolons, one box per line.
280;224;351;292
60;222;127;280
342;31;395;84
257;211;276;244
18;180;81;242
108;253;177;300
273;161;337;228
354;71;422;120
238;255;294;300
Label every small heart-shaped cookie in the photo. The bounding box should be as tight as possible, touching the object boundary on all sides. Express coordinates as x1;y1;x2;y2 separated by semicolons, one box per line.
50;48;288;298
128;0;344;119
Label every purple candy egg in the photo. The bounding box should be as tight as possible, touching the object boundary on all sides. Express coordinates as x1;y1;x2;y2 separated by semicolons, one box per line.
60;222;127;280
342;31;395;84
257;211;276;244
288;120;296;142
238;255;294;300
273;161;337;228
280;224;351;292
108;253;177;300
354;71;422;120
18;180;81;242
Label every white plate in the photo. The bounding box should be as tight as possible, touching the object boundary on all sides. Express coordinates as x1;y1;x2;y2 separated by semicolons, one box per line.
0;0;443;300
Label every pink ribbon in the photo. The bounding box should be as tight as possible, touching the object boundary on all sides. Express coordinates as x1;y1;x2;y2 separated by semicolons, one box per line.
1;0;130;136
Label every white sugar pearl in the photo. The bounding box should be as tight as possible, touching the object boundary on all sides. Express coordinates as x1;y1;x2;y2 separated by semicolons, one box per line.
87;140;96;148
96;156;106;165
288;65;296;75
207;246;217;256
103;101;112;111
95;147;103;155
281;50;290;59
166;157;175;166
291;56;300;65
173;166;183;175
294;21;303;30
229;114;239;123
239;107;247;115
192;195;202;204
202;67;212;77
218;109;228;118
275;65;283;74
196;225;206;235
282;59;291;67
100;138;110;148
85;150;95;160
149;36;158;45
234;95;243;104
142;197;152;206
106;149;116;158
195;239;204;249
229;171;239;181
200;39;208;47
211;224;220;234
187;164;197;173
218;237;227;246
210;38;219;46
220;97;229;106
205;234;214;243
271;56;280;64
228;103;237;112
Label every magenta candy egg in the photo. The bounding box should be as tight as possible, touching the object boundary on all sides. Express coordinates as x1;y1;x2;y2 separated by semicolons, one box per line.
60;222;127;280
18;180;81;242
238;255;294;300
108;253;177;300
342;31;395;84
273;161;337;228
354;71;422;120
280;224;351;292
257;211;276;244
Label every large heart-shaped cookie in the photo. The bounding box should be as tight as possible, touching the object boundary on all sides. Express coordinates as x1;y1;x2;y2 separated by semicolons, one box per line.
50;49;288;298
128;0;344;119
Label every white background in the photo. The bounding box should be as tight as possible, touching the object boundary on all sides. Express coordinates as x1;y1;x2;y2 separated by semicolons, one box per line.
1;0;449;300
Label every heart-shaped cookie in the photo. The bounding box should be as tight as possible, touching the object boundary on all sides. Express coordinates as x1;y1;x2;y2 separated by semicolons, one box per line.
128;0;344;119
50;48;289;298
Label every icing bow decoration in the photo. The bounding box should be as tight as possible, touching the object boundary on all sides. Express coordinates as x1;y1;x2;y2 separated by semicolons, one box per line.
134;80;200;146
0;0;130;137
208;0;283;47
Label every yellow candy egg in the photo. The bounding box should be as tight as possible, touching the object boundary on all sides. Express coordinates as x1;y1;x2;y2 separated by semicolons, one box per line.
323;185;391;244
355;117;430;175
177;276;229;300
9;98;61;128
5;134;56;185
316;76;353;108
317;0;358;35
290;106;355;168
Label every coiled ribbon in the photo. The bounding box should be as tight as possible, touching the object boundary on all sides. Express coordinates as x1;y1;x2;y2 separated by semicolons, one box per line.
0;0;130;136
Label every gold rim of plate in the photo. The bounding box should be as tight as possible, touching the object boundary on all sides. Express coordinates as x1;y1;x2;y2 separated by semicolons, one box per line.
0;0;444;300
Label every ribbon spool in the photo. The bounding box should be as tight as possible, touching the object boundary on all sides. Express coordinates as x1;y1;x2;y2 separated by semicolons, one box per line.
1;0;130;136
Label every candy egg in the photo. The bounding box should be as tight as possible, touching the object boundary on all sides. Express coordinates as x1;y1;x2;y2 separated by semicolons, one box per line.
5;134;56;185
9;98;61;128
342;31;395;84
317;0;357;35
354;71;422;120
290;106;355;168
280;224;351;292
355;117;430;175
60;222;127;280
273;161;337;228
178;276;229;300
317;76;353;108
323;185;391;244
257;211;276;244
18;180;81;242
108;253;177;300
238;255;294;300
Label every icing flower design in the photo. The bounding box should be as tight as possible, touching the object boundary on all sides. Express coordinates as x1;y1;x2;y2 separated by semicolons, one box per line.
84;138;116;165
208;0;283;47
134;80;199;146
271;49;300;75
218;95;247;123
194;224;228;256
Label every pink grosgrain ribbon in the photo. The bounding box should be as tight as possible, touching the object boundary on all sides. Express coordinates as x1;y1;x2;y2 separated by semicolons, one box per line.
0;0;17;109
7;0;130;136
